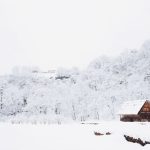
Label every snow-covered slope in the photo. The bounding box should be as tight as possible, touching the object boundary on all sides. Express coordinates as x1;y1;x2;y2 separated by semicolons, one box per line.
0;41;150;122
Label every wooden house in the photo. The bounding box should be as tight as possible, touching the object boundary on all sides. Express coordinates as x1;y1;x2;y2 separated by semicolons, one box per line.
118;100;150;122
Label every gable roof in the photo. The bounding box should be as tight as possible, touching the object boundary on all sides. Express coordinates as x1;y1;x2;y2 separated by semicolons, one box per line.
118;100;149;115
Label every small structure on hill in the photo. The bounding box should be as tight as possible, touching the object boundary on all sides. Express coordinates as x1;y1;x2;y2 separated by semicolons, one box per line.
118;100;150;122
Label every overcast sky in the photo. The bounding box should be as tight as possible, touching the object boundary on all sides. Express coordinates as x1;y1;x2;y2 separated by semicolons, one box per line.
0;0;150;74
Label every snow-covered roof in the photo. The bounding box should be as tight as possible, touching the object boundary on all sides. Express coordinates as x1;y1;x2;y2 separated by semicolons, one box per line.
118;100;149;115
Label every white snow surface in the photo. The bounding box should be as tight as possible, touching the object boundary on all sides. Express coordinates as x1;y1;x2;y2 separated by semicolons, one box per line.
0;121;150;150
118;100;148;115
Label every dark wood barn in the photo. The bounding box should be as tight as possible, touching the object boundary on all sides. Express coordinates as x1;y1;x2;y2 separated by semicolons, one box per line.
119;100;150;122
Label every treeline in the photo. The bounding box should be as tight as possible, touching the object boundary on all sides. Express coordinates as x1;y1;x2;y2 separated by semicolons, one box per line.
0;41;150;123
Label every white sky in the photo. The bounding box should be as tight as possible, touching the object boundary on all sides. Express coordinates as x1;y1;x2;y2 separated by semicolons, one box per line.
0;0;150;74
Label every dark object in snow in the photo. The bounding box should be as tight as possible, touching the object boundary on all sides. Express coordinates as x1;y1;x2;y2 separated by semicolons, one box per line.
106;132;111;135
55;76;70;80
94;132;104;136
94;131;111;136
124;135;150;146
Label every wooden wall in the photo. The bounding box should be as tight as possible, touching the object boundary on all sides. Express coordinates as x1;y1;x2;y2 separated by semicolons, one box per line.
140;101;150;113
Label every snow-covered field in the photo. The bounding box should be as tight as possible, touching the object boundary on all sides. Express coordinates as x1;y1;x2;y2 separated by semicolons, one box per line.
0;121;150;150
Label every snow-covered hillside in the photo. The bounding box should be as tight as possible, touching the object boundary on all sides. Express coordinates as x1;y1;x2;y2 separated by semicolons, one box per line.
0;41;150;122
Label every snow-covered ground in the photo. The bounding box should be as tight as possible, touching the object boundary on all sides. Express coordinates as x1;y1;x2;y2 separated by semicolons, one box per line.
0;121;150;150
